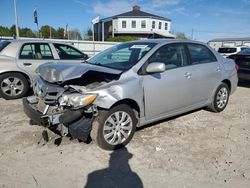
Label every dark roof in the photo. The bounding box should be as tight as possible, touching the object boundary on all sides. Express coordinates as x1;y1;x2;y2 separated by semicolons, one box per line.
209;37;250;42
102;9;171;22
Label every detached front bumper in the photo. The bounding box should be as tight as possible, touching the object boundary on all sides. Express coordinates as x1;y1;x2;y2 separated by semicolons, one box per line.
22;97;93;142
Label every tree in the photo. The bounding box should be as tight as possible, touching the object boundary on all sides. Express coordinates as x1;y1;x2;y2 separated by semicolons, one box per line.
56;27;64;39
69;29;82;40
84;28;93;40
20;27;36;38
40;25;57;38
0;26;12;36
171;31;189;39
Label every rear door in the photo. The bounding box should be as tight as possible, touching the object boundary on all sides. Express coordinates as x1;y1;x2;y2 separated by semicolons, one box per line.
17;42;56;77
186;43;222;105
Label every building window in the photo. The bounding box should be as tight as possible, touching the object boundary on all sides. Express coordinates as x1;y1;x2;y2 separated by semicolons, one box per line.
165;23;168;30
141;20;146;28
122;21;126;28
132;20;136;28
152;21;155;29
159;22;162;29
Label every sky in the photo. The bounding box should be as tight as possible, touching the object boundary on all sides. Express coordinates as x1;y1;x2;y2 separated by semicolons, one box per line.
0;0;250;42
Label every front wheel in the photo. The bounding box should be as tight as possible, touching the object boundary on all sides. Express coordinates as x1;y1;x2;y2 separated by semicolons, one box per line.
91;104;137;150
206;82;230;113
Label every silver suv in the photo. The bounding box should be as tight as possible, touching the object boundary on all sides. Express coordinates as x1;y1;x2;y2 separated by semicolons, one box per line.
23;39;238;150
0;40;88;99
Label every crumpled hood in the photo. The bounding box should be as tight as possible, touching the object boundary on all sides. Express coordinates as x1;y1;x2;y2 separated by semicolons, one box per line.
36;62;122;83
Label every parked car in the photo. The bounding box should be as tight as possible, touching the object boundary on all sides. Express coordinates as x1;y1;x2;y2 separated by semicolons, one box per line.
218;46;249;58
23;39;238;150
228;48;250;81
0;39;88;99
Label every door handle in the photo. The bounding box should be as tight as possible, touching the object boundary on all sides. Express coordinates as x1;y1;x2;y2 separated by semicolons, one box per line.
184;72;192;78
23;62;32;66
216;67;221;72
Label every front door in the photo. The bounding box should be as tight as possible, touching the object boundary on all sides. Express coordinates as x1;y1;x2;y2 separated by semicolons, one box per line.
141;43;194;121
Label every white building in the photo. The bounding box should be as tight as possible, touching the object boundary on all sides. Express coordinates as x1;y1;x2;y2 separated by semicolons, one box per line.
93;5;175;41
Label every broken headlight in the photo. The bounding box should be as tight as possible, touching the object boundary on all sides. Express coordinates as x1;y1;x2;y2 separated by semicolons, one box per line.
59;93;97;108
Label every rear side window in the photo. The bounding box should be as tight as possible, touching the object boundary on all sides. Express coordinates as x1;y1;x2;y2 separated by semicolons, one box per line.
0;41;11;52
19;43;54;60
218;47;237;53
187;44;217;65
54;43;84;60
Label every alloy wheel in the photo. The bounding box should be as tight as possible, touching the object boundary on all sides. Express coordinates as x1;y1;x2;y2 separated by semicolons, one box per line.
0;77;24;97
103;111;133;145
216;87;228;109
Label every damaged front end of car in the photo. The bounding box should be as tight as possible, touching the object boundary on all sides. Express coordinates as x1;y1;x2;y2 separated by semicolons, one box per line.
23;63;122;142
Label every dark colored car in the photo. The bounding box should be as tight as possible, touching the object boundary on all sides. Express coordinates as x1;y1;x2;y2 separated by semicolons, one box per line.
228;49;250;81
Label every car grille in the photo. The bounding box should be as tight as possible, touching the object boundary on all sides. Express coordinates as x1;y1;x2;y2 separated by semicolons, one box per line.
33;76;65;104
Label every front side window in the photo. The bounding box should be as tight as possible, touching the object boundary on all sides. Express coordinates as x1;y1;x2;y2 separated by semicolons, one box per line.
122;21;127;28
141;20;146;28
187;44;217;64
54;43;85;60
87;42;156;71
152;21;155;29
19;43;53;59
147;43;188;69
131;20;136;28
159;22;162;29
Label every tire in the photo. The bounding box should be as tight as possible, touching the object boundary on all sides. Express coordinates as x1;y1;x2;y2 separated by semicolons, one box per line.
206;82;230;113
91;104;137;150
0;73;29;100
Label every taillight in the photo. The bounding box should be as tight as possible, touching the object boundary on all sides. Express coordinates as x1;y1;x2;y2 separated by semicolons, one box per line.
235;64;239;71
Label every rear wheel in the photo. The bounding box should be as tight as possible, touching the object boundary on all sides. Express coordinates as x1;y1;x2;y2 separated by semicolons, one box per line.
0;73;29;100
91;104;137;150
207;82;229;113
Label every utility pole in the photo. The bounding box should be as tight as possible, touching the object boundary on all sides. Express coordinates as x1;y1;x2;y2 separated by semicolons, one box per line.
13;0;20;38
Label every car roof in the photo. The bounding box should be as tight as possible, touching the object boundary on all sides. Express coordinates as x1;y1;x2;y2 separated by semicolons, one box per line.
8;39;69;45
125;38;206;45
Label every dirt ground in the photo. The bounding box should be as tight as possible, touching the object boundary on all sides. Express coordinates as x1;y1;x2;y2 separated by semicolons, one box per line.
0;83;249;188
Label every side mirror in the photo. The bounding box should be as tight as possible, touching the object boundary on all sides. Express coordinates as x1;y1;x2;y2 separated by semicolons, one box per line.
146;62;166;73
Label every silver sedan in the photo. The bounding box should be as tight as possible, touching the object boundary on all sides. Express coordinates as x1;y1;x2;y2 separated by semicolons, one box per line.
23;39;238;150
0;40;88;99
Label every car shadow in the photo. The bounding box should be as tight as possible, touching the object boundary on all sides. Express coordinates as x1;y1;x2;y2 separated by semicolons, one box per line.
238;81;250;88
84;147;144;188
137;108;203;131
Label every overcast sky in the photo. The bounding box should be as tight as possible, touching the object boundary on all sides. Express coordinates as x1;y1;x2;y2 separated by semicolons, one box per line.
0;0;250;42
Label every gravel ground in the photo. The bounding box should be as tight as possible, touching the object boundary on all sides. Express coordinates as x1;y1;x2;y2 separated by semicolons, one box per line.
0;84;249;188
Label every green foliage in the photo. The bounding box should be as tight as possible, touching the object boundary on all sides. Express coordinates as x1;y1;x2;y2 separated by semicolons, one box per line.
56;27;64;39
83;28;93;40
107;35;138;42
0;26;12;36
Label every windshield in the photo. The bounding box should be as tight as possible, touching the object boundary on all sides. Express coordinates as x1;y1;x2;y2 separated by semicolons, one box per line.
238;48;250;55
0;41;11;52
218;47;237;54
87;42;156;71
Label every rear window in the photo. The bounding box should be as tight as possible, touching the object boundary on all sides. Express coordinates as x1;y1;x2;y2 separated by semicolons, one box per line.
218;48;237;53
0;41;11;52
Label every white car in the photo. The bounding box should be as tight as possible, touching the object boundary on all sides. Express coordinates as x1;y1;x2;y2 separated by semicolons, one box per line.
0;39;88;99
218;46;250;58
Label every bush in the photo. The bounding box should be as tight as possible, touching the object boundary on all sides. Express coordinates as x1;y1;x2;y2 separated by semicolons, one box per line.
107;35;138;42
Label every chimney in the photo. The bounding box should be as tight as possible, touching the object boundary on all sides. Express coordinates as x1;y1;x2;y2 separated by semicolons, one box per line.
132;5;140;11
